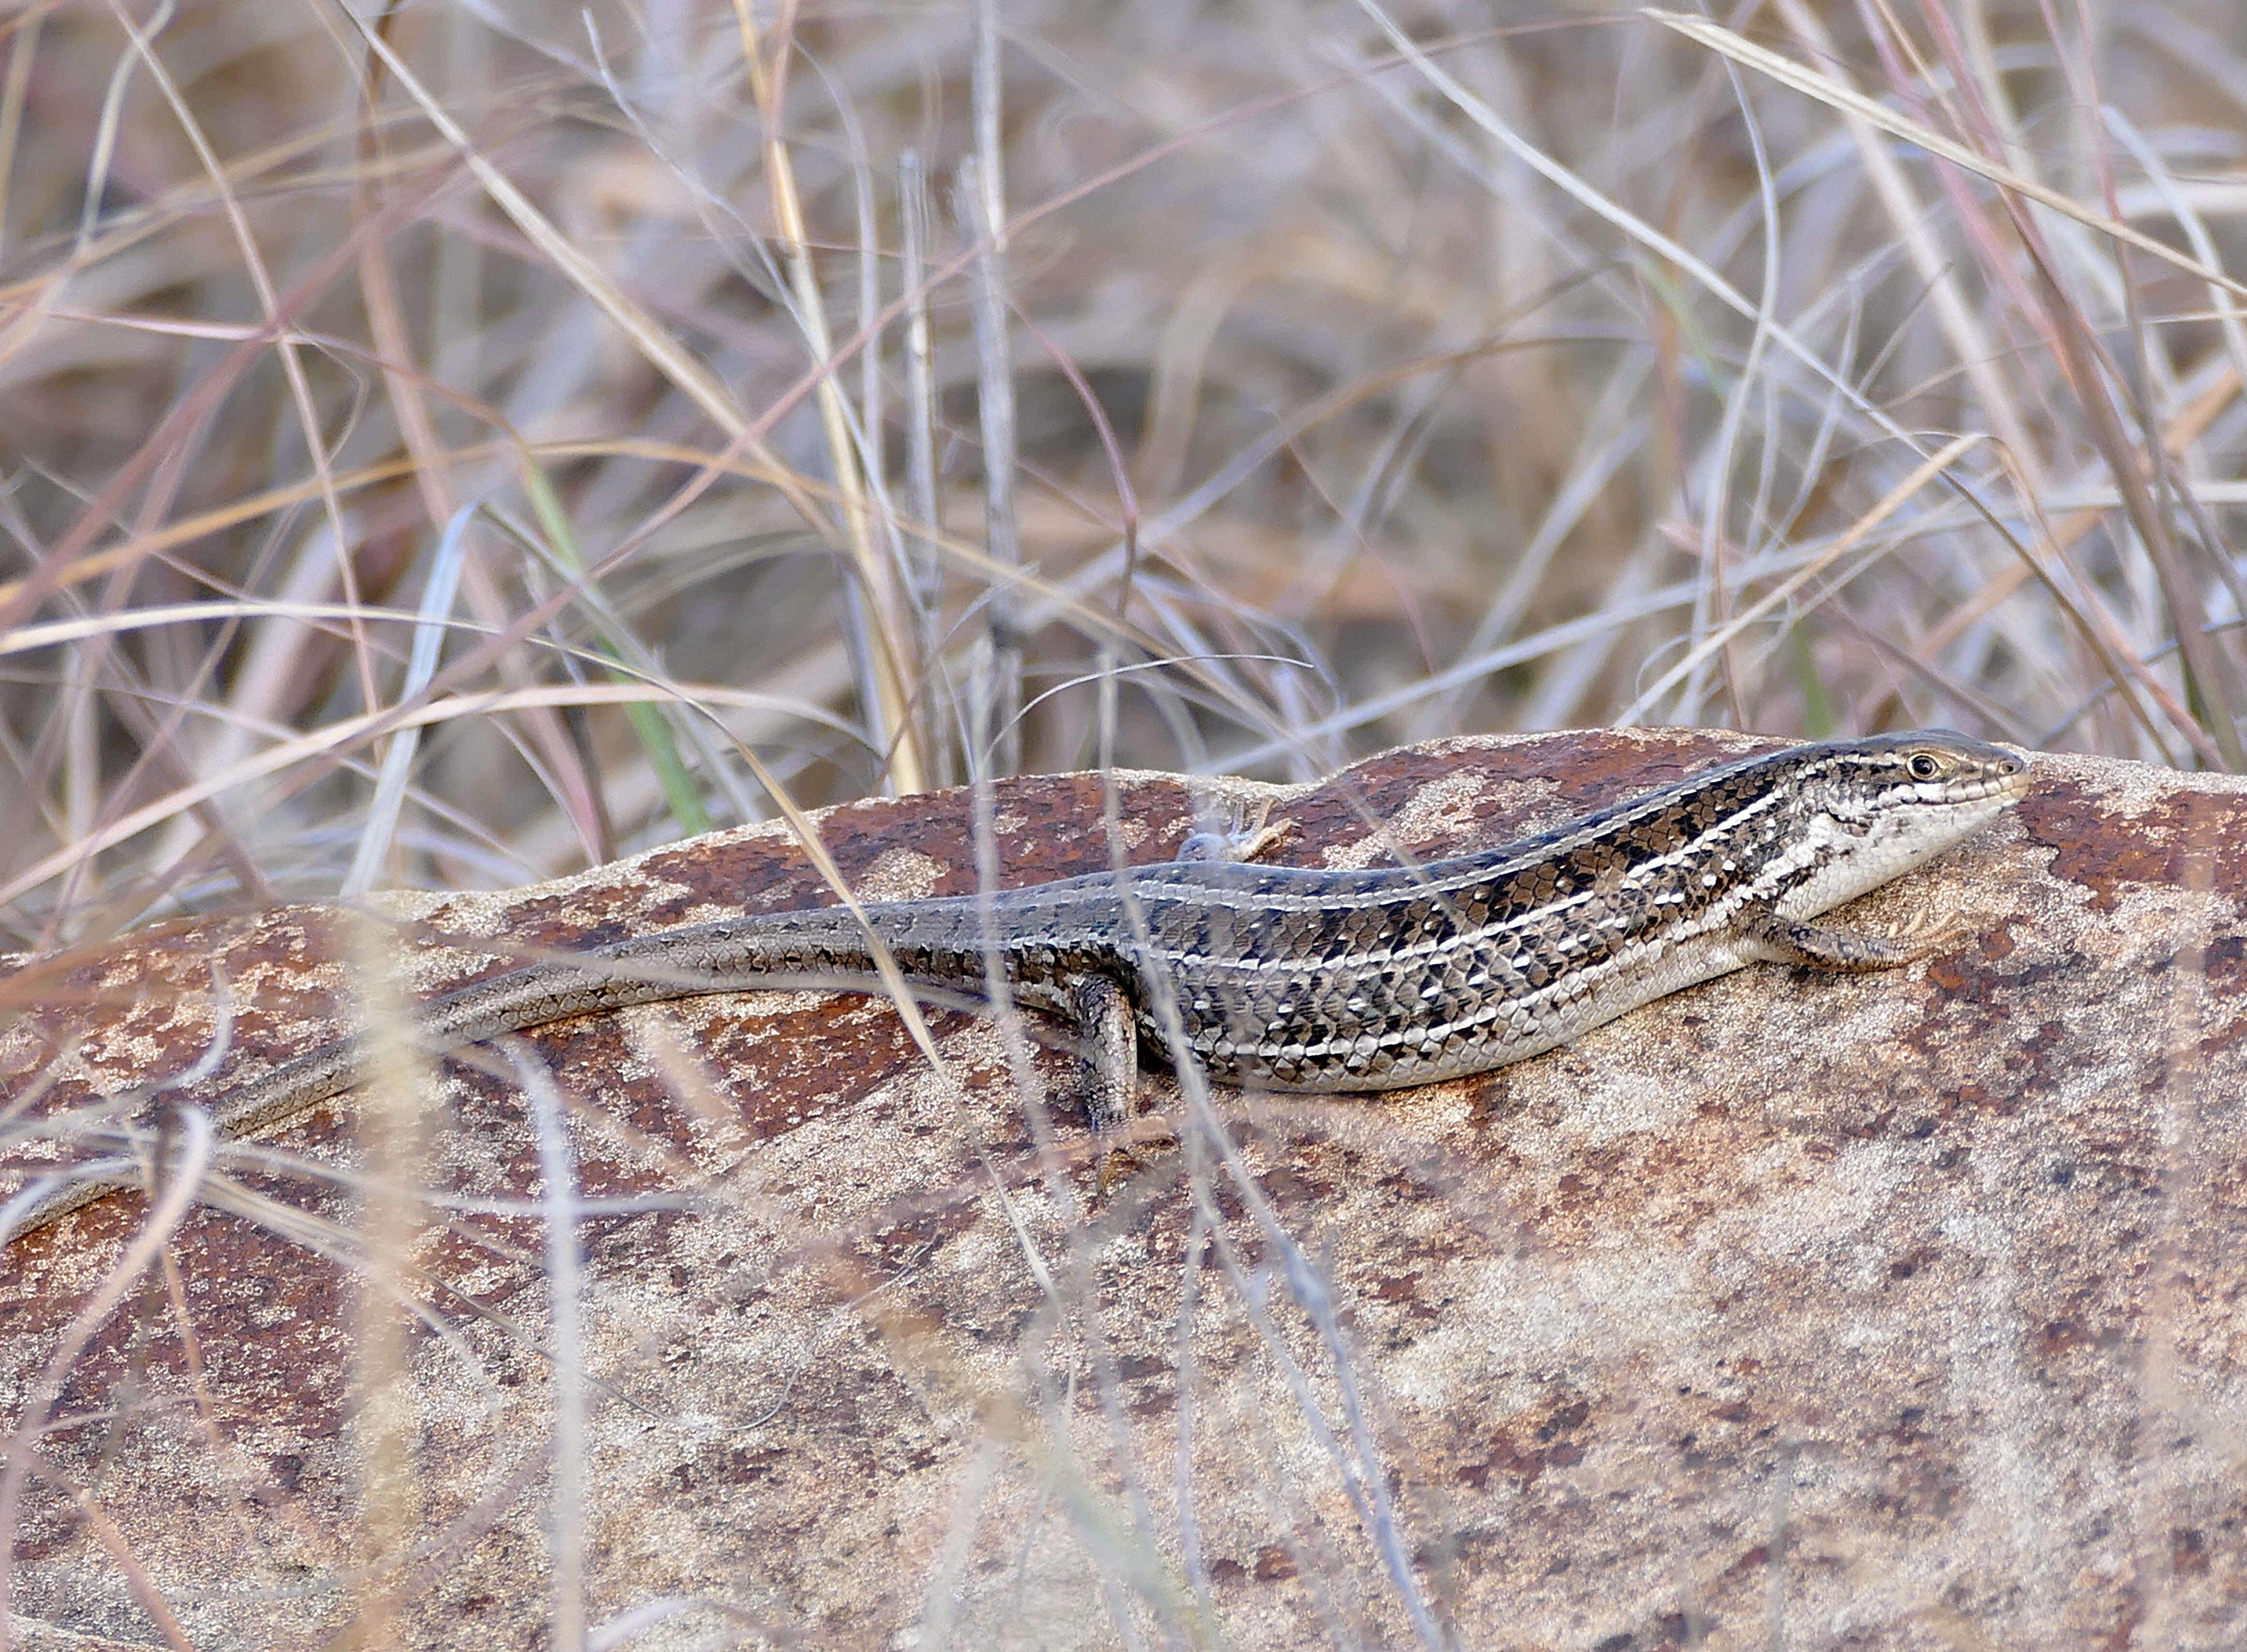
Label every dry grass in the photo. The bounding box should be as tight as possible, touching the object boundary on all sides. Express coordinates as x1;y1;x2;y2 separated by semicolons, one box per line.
3;0;2244;942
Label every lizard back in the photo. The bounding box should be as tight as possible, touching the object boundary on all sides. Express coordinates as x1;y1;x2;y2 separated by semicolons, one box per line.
708;732;2026;1091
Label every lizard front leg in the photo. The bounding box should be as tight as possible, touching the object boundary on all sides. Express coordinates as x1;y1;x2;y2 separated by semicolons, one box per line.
1734;902;1965;972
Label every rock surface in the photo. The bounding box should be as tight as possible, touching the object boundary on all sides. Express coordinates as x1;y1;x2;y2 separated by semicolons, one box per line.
0;728;2241;1649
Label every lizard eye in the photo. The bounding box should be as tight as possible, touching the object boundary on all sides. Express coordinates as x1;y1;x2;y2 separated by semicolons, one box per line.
1907;752;1941;781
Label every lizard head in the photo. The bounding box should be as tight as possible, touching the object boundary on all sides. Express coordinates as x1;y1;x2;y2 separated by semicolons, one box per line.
1778;730;2029;917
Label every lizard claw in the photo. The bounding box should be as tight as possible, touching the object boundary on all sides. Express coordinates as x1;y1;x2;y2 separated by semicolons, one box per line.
1093;1108;1178;1194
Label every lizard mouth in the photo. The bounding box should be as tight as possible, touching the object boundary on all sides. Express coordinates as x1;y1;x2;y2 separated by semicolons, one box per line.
1958;770;2029;803
1980;763;2032;804
1942;748;2030;808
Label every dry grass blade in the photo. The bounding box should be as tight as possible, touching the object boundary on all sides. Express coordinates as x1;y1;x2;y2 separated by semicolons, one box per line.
1646;8;2247;303
729;0;924;795
1618;433;1983;725
0;679;867;912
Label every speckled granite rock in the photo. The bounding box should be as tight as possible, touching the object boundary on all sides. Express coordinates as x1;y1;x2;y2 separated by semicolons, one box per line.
0;730;2241;1650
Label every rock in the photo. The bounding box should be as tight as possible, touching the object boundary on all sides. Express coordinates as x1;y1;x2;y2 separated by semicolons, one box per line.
0;729;2240;1648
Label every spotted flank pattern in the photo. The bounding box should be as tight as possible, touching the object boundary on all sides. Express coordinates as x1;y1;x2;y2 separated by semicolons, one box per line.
676;731;2028;1093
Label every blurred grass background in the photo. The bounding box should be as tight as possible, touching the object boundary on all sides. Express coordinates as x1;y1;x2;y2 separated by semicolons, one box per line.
4;0;2246;947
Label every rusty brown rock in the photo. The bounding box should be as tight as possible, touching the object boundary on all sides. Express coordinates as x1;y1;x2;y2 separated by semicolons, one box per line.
0;729;2241;1649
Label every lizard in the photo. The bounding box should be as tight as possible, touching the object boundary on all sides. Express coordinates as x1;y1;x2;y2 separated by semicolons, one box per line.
1;730;2028;1243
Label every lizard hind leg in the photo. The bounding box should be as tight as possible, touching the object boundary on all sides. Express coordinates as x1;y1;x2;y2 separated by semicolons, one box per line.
1071;972;1180;1191
1069;973;1140;1131
1736;901;1967;973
